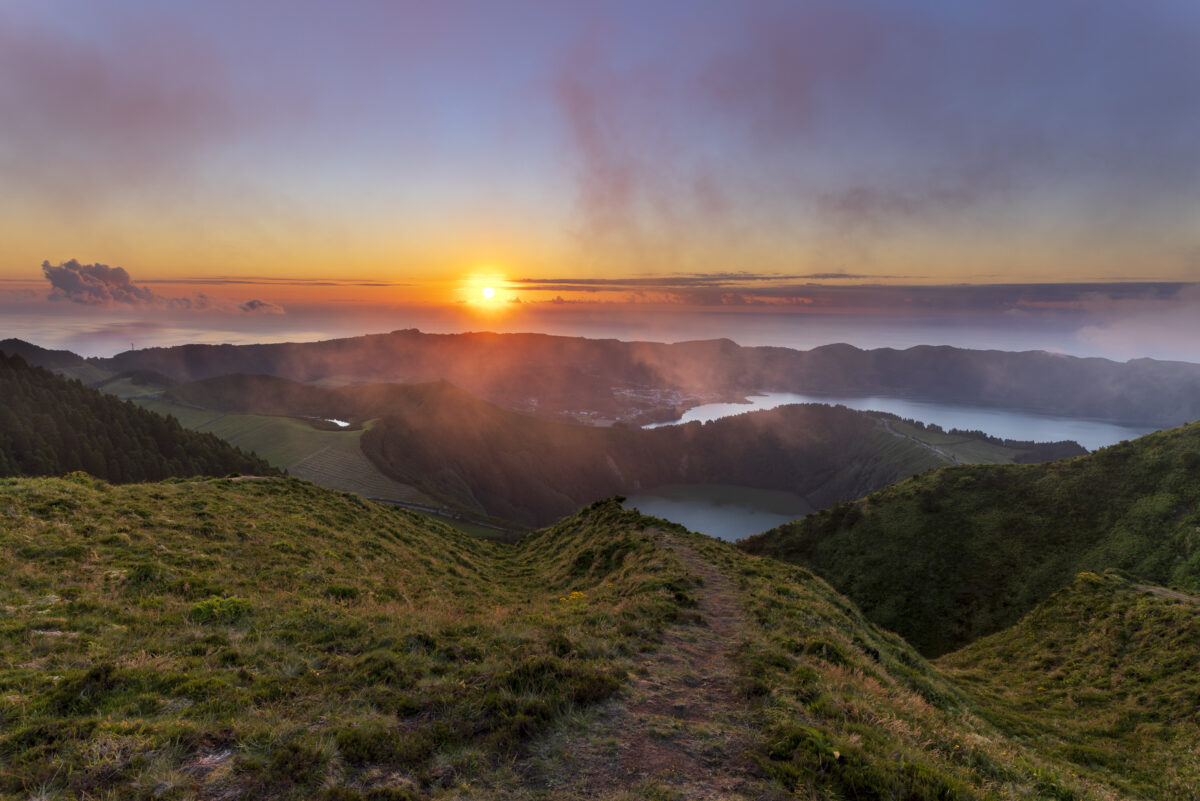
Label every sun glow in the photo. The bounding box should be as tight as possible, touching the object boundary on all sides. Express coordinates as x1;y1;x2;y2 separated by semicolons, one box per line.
459;270;513;311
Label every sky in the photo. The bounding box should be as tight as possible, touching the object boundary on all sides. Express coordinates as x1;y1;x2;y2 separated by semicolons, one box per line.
2;0;1200;360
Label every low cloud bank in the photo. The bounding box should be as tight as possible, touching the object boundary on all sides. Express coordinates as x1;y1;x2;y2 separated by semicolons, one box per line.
42;260;283;314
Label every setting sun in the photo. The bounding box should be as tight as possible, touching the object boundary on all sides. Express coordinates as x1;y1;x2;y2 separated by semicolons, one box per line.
482;286;495;300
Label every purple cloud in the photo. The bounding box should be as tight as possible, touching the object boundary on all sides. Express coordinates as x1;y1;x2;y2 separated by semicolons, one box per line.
239;299;284;314
43;260;156;306
41;260;284;314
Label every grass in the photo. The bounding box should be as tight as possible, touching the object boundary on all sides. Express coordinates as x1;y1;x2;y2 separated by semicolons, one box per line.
744;419;1200;656
939;570;1200;799
91;377;164;399
885;418;1023;464
133;399;360;468
132;398;434;506
0;477;693;799
658;527;1115;801
131;398;229;430
0;474;1186;799
52;363;114;386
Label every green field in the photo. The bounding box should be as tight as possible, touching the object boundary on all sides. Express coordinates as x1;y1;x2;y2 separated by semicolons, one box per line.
135;398;361;467
885;418;1024;464
133;399;433;505
52;362;115;385
132;398;225;429
92;377;169;399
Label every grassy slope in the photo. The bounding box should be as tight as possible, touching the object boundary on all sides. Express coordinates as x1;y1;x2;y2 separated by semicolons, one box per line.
742;420;1200;656
658;529;1125;801
134;398;359;467
0;476;1158;800
0;478;691;800
89;376;158;399
885;418;1023;464
939;570;1200;800
133;398;435;507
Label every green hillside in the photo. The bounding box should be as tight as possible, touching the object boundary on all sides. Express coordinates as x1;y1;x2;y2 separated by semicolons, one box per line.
0;352;275;482
742;420;1200;656
0;476;1149;799
939;570;1200;799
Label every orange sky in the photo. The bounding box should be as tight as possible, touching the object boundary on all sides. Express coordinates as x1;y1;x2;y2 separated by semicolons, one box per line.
3;2;1200;299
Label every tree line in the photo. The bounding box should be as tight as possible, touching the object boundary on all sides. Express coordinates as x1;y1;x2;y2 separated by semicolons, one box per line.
0;352;276;482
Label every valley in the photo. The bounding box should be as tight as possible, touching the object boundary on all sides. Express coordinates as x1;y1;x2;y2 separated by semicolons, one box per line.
6;335;1097;532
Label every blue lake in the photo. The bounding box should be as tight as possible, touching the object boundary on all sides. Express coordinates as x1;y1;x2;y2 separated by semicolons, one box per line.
646;391;1159;452
623;484;812;542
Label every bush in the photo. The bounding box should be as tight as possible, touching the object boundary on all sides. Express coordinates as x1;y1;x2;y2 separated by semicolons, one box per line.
188;595;251;623
326;584;360;601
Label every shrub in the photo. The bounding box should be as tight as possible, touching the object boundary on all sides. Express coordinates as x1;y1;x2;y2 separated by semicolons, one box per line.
188;595;251;623
326;584;360;601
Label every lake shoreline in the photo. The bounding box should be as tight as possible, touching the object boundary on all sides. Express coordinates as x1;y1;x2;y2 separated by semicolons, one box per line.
643;392;1159;452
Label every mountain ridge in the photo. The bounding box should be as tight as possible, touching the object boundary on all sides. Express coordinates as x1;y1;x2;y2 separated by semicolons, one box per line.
9;331;1199;426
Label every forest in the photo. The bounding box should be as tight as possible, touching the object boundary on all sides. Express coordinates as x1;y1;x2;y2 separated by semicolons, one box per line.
0;351;275;482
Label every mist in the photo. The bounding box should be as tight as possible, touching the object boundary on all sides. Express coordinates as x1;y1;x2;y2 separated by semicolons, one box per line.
5;293;1200;365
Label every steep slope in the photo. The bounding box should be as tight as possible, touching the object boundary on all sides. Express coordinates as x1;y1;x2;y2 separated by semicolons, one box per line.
0;352;275;481
742;420;1200;656
169;374;946;525
939;570;1200;800
89;329;1200;426
0;477;1144;800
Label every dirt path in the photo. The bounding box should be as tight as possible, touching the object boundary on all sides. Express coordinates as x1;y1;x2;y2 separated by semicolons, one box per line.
1133;584;1200;604
526;532;765;799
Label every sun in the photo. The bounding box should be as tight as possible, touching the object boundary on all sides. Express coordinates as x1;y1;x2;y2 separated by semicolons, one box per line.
481;286;495;300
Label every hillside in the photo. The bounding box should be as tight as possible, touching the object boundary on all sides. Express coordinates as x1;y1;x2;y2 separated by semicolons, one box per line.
742;420;1200;656
0;475;1156;799
0;338;111;384
167;374;948;525
0;352;275;482
939;570;1200;800
0;338;87;370
82;329;1200;426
